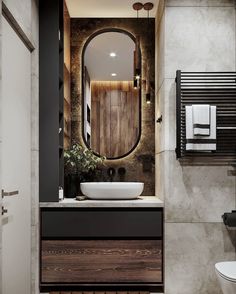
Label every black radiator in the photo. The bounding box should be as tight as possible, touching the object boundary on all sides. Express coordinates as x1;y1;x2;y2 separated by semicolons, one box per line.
176;70;236;165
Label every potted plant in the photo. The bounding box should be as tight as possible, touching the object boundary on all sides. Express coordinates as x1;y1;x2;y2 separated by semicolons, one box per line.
64;144;105;197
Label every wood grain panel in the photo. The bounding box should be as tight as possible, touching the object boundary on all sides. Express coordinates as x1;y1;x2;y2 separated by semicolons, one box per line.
110;104;120;156
42;240;162;284
91;100;100;154
91;81;140;158
110;82;121;157
100;82;111;157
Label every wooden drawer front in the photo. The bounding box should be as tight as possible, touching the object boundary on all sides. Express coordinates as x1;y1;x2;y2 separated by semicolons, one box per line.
41;240;162;284
41;209;163;238
49;292;149;294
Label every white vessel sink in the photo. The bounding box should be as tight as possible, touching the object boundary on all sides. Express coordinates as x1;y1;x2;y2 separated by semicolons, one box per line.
80;182;144;200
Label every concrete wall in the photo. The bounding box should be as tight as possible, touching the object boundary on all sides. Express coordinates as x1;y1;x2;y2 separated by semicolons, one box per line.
155;0;236;293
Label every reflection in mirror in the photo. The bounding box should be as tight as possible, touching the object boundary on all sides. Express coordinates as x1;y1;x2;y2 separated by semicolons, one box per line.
83;31;141;159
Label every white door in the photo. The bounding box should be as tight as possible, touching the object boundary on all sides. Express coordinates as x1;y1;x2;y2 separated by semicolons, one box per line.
1;16;32;294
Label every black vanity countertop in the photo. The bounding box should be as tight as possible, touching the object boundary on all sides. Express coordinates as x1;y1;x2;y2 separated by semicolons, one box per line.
39;196;164;208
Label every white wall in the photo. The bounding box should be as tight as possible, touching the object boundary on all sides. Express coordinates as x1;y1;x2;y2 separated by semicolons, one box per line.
156;0;236;293
0;0;39;293
2;16;31;294
3;0;32;38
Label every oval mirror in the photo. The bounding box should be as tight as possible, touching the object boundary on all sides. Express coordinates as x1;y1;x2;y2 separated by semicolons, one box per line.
82;30;141;159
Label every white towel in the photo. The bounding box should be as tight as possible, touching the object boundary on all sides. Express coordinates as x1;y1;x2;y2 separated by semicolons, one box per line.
186;105;216;151
192;105;210;136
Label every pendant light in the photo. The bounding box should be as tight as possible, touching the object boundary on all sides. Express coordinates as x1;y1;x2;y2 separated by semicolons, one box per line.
135;35;141;81
133;3;143;88
144;2;154;18
133;78;138;89
146;64;151;104
133;49;138;89
144;2;154;103
132;2;154;95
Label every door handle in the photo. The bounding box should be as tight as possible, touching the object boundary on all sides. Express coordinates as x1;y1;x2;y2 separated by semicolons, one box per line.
1;189;19;198
2;206;8;215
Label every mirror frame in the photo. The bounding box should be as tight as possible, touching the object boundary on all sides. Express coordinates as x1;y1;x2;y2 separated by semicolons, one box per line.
81;28;142;160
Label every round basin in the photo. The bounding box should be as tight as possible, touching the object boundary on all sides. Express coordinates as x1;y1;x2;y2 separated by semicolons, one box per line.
80;182;144;200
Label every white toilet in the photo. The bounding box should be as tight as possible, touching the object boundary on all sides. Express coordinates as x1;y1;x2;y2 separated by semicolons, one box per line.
215;262;236;294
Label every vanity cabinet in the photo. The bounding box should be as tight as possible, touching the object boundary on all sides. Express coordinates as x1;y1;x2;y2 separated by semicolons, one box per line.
40;207;164;292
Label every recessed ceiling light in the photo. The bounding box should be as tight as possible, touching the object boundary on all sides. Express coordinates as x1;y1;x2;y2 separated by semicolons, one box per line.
110;52;116;57
111;73;117;77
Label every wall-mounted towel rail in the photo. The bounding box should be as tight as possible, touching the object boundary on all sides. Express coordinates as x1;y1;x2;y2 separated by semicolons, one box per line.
176;70;236;165
217;127;236;130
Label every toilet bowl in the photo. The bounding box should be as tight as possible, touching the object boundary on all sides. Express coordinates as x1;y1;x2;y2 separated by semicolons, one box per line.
215;262;236;294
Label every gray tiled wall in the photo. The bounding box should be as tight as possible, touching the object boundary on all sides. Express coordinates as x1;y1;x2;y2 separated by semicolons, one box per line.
155;1;236;293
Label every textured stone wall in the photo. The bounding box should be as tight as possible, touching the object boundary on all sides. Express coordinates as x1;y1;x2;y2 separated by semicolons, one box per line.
155;1;236;293
71;18;155;195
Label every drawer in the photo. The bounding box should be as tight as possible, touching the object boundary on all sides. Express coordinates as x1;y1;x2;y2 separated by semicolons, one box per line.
41;209;163;238
41;239;162;284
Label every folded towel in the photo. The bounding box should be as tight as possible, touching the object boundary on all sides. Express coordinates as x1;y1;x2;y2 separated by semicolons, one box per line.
186;105;216;151
192;105;210;136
